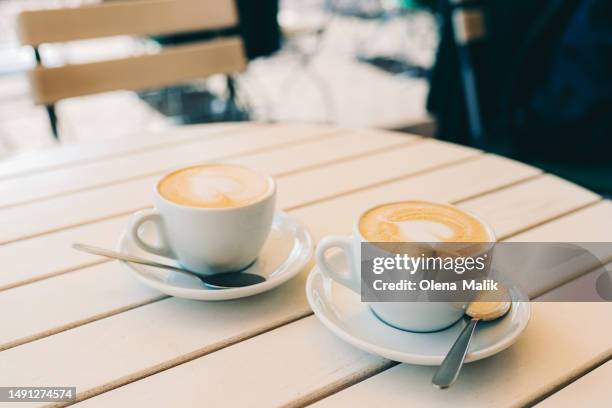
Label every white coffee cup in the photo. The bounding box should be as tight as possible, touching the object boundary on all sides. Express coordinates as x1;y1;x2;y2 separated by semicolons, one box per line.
127;165;276;274
315;201;495;332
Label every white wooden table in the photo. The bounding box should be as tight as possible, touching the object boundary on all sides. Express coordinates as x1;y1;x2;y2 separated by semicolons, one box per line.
0;123;610;407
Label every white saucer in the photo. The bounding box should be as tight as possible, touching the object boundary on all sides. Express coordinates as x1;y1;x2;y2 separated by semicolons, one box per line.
118;211;312;301
306;252;531;365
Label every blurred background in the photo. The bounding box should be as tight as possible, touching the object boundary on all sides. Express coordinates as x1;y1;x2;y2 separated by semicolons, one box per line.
0;0;610;193
0;0;437;150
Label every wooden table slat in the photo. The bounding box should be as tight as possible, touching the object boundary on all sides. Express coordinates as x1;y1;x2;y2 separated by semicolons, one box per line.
0;262;162;351
535;360;612;407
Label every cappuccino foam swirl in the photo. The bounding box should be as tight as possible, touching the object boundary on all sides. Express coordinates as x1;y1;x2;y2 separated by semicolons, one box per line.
158;164;270;208
359;201;490;243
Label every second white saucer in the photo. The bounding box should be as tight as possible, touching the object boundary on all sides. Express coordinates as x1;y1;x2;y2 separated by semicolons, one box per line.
306;252;531;365
118;211;312;301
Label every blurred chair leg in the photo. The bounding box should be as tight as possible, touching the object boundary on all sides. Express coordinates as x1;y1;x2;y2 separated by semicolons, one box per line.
227;76;237;106
45;104;59;140
225;75;249;121
34;47;60;141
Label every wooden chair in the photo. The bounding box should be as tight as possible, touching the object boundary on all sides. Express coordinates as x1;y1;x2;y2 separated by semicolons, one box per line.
16;0;246;140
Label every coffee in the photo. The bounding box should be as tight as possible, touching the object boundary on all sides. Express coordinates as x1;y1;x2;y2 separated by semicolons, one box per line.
158;164;271;209
358;201;491;243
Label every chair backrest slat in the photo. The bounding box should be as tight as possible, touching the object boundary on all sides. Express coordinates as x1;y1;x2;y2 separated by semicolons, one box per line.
17;0;238;46
28;37;246;104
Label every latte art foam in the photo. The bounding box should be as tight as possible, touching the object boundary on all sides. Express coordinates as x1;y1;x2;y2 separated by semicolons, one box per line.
158;164;270;208
359;201;490;243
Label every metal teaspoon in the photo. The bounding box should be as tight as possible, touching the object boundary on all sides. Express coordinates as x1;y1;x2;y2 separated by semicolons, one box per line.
432;287;512;389
72;243;266;289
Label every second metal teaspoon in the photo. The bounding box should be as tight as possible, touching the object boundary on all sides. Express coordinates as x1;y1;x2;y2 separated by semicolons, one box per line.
73;243;266;289
432;287;512;389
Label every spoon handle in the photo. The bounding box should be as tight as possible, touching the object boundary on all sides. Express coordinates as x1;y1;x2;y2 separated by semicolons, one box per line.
432;318;479;389
72;243;196;279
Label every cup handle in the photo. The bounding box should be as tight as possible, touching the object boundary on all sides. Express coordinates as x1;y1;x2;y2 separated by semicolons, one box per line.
127;209;175;258
315;236;360;294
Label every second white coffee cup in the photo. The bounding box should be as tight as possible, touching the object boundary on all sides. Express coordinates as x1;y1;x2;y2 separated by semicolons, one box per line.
315;201;495;332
